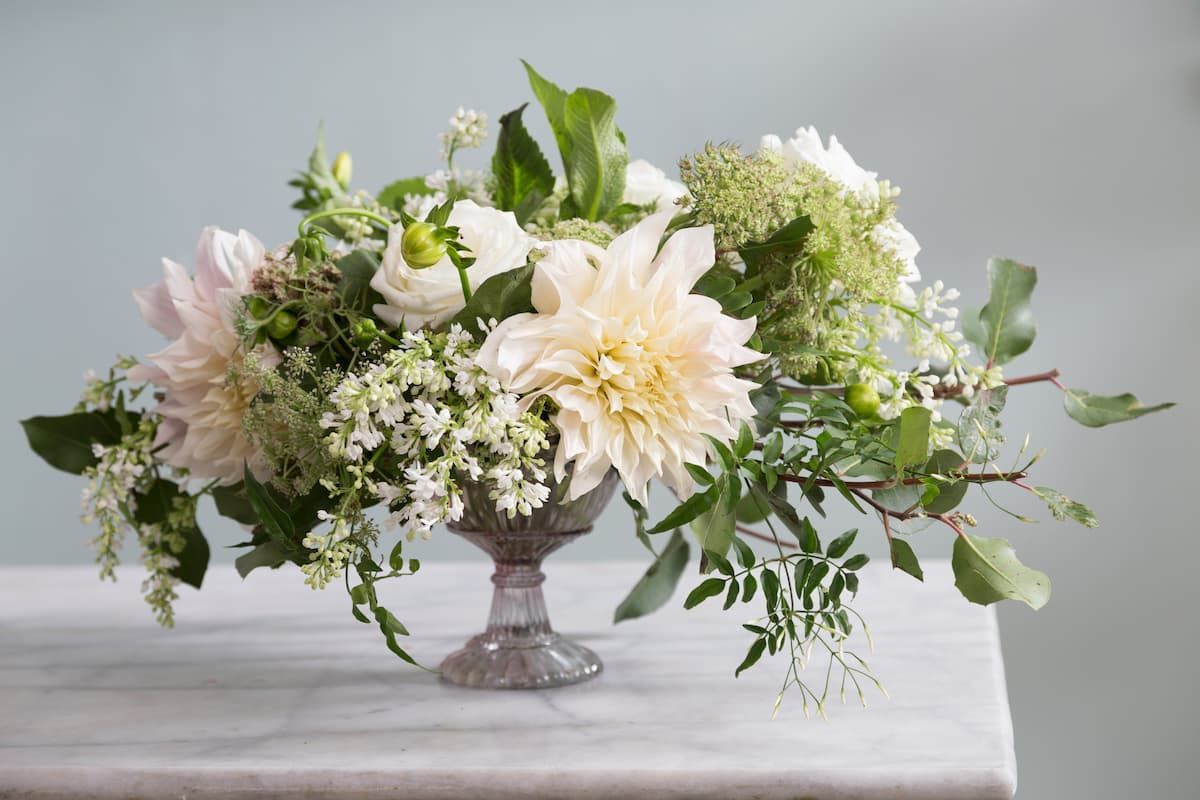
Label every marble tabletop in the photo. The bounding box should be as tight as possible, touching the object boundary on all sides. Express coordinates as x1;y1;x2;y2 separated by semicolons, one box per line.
0;561;1015;799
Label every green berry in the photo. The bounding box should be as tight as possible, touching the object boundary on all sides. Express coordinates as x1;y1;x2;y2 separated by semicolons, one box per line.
845;383;881;417
267;310;298;340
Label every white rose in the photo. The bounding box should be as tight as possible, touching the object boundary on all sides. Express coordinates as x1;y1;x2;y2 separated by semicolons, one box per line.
760;127;880;201
371;200;536;330
623;159;687;213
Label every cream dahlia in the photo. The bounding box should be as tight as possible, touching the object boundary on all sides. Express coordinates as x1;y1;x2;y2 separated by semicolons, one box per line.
128;226;277;484
476;212;763;504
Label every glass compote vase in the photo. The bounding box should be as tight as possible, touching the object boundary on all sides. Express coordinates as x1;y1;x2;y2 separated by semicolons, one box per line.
440;468;620;689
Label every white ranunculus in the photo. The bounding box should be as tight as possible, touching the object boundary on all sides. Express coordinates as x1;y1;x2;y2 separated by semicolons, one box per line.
476;213;763;505
128;227;278;485
623;159;688;213
371;200;536;330
760;126;880;201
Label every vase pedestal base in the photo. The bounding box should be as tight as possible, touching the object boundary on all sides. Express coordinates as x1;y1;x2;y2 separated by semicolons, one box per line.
439;633;602;690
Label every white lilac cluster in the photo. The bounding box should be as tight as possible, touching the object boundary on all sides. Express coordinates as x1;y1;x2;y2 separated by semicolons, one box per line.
308;324;550;587
401;169;490;220
80;423;156;579
439;107;488;159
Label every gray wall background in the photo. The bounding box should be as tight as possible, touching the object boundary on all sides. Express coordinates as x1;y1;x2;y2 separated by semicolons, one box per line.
2;1;1197;796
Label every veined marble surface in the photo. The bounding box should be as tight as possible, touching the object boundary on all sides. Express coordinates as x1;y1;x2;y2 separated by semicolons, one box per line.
0;561;1015;799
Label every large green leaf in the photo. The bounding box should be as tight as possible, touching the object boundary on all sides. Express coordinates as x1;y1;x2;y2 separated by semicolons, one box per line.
491;104;555;225
893;406;932;470
962;258;1038;365
921;449;969;514
1062;388;1174;428
562;88;628;221
613;531;690;623
952;534;1050;610
335;250;384;314
20;410;134;474
449;263;535;335
132;479;210;589
522;61;571;164
211;484;258;526
958;386;1007;464
242;466;301;555
235;540;290;578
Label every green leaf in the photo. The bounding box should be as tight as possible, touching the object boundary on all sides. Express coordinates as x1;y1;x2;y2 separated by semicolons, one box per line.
889;538;924;581
738;215;814;273
491;104;555;226
952;534;1051;610
871;482;921;514
562;88;628;221
843;554;870;571
613;531;690;623
212;484;258;526
649;489;715;534
376;177;432;213
449;263;535;335
683;577;727;609
689;474;738;560
826;529;858;559
522;61;571;165
958;386;1008;464
373;605;417;665
735;637;766;677
335;250;384;314
242;465;299;555
1033;486;1100;528
921;449;969;514
961;257;1038;365
1062;389;1174;428
132;479;209;589
234;541;289;578
20;410;132;474
894;406;932;470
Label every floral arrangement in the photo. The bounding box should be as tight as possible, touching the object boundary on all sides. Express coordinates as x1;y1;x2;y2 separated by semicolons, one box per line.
22;64;1170;714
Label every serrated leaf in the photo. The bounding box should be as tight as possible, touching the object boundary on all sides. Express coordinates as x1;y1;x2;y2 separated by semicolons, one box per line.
962;257;1038;365
614;531;690;623
1062;389;1174;428
522;61;571;164
449;263;535;336
958;386;1007;464
561;88;628;220
889;538;924;581
952;534;1050;610
894;406;932;470
491;104;555;225
1033;486;1099;528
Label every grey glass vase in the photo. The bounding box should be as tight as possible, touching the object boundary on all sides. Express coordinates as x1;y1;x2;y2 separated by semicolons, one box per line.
440;468;620;689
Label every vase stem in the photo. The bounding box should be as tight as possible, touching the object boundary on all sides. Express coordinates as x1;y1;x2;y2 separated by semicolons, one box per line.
485;558;553;645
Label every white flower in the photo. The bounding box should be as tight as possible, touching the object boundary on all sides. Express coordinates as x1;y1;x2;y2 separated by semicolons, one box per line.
477;213;763;505
128;227;278;484
761;127;922;298
760;126;880;201
439;107;488;158
623;159;688;213
371;200;536;330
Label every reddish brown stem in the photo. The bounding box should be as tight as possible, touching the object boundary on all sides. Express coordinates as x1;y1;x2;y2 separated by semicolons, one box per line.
780;470;1027;491
736;523;798;550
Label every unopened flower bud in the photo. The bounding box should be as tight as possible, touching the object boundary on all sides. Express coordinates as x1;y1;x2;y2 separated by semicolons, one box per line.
332;151;353;190
401;222;446;269
267;310;298;340
844;382;881;417
352;318;380;345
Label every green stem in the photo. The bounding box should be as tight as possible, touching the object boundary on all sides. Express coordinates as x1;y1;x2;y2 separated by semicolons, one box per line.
298;208;393;237
455;264;472;303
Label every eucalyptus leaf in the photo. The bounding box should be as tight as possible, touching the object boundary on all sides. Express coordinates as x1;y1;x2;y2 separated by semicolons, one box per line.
1033;486;1099;528
958;386;1007;464
952;534;1050;610
921;449;969;514
1062;389;1174;428
961;257;1038;365
614;531;690;623
894;406;932;470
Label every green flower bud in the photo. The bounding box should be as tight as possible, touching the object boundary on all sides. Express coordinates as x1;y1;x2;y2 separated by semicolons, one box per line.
352;318;380;345
332;151;353;190
267;310;298;340
246;296;271;320
845;382;881;417
401;222;447;269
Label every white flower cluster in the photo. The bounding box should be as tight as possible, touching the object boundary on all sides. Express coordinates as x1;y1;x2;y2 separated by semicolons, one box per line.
439;107;488;159
401;169;490;220
81;427;155;579
311;325;550;585
301;511;356;589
